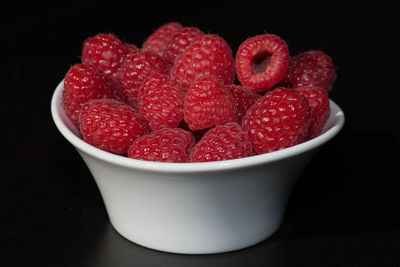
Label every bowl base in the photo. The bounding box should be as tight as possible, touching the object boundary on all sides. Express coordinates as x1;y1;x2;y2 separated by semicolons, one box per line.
109;216;283;255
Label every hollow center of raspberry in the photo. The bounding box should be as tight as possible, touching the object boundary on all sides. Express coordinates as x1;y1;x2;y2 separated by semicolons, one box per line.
251;52;272;74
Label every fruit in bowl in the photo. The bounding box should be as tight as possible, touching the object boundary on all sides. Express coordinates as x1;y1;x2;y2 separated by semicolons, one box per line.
61;22;337;162
51;22;344;254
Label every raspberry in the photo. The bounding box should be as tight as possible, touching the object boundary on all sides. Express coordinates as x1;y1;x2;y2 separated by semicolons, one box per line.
142;22;183;57
118;49;170;108
163;27;204;64
81;33;133;81
190;123;253;162
242;88;311;154
296;86;330;140
184;76;237;131
226;84;261;123
79;99;149;155
62;63;123;127
285;50;336;92
236;34;289;92
171;34;235;89
138;73;184;130
128;128;195;163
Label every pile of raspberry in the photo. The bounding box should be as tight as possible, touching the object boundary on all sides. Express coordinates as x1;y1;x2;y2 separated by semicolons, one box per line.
62;22;336;163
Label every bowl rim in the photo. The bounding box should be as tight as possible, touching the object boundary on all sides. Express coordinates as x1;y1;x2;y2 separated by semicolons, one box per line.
51;80;345;173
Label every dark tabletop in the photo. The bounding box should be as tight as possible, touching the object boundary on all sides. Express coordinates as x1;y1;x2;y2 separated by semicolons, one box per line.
1;1;400;266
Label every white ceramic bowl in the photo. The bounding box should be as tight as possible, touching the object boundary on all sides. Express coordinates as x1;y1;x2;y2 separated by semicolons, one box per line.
51;80;344;254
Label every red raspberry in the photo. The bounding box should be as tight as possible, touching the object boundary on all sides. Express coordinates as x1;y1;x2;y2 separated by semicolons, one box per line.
118;49;170;108
171;34;235;89
296;86;330;140
285;50;336;93
79;99;149;155
236;34;289;92
163;27;204;64
226;85;261;123
142;22;183;57
184;76;237;131
62;63;123;127
128;128;195;163
242;88;311;154
138;73;184;130
190;123;253;162
81;33;133;81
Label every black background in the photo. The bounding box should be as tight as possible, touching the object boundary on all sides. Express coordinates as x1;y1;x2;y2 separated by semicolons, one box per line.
1;1;400;266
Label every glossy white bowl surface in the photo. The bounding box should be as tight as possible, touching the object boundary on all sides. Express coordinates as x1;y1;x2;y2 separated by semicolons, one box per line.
51;81;344;254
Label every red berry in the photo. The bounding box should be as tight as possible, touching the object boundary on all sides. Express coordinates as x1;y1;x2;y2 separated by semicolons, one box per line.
82;33;131;81
171;34;235;89
296;86;330;139
128;128;195;163
184;76;237;131
62;63;123;127
118;49;170;108
190;122;253;162
236;34;290;92
79;99;149;155
142;22;183;57
226;84;261;123
138;73;184;130
242;88;311;154
163;27;204;64
285;50;336;92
